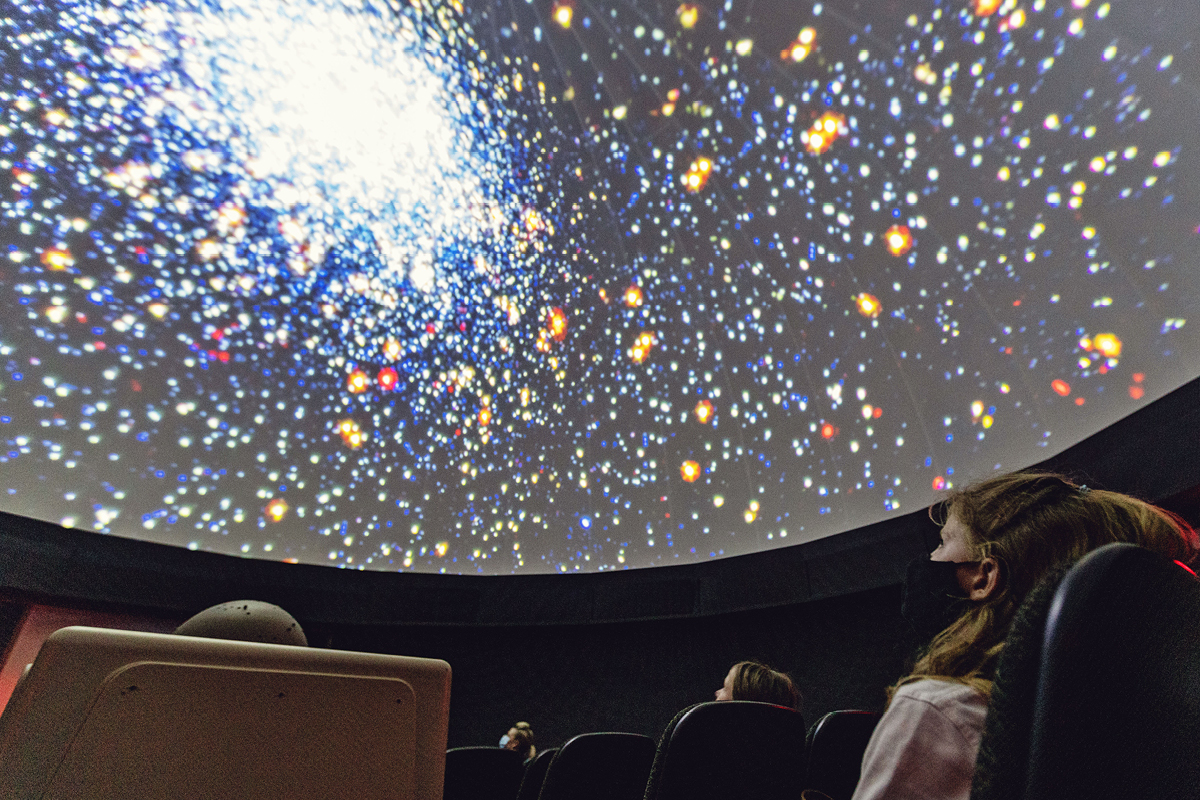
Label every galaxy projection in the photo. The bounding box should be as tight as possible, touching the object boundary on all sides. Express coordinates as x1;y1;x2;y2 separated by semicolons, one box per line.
1;0;1197;573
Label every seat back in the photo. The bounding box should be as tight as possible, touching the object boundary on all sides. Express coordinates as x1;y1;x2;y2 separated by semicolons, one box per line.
443;747;526;800
972;543;1200;800
1025;543;1200;799
644;701;807;800
515;747;557;800
538;733;654;800
804;710;881;800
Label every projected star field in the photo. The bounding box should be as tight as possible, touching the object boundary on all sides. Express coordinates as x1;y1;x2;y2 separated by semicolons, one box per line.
1;0;1198;573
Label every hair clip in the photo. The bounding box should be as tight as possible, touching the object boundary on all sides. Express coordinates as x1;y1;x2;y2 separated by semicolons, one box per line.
1077;484;1091;495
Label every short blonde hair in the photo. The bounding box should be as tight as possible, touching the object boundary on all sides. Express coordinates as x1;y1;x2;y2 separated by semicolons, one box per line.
508;721;536;759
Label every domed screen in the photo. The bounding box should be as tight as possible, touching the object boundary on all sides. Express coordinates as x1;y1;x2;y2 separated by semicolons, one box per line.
1;0;1197;573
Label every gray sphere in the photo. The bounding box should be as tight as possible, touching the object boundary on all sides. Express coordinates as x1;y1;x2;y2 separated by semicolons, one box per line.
175;600;307;646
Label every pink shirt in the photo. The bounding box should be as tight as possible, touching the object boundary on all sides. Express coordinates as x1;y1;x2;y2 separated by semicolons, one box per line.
851;679;988;800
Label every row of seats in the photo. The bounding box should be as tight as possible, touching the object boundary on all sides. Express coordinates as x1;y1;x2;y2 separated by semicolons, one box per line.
447;543;1200;800
445;701;881;800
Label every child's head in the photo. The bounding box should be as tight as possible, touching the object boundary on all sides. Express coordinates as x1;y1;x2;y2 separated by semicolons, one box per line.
715;661;802;710
503;721;536;759
944;472;1196;600
907;471;1197;693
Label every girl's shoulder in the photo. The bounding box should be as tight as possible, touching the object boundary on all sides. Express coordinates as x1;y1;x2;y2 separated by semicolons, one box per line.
894;678;987;712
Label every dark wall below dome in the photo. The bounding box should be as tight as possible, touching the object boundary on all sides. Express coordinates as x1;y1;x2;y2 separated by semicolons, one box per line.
318;582;915;750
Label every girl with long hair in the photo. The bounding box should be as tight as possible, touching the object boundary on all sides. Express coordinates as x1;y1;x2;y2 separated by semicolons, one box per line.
851;471;1198;800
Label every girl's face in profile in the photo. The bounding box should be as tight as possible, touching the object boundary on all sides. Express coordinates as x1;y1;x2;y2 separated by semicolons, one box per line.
714;666;736;701
932;512;1000;599
932;512;974;564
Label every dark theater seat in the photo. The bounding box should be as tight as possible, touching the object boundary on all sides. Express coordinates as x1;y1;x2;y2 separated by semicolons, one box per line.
971;543;1200;800
804;710;881;800
538;732;654;800
644;701;807;800
514;747;557;800
443;747;526;800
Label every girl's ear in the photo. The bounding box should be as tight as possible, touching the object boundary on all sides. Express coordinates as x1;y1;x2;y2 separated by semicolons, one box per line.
963;556;1001;601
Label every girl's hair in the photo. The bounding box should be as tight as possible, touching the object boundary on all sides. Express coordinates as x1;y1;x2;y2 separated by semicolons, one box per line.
898;471;1198;700
730;661;803;711
508;721;536;759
